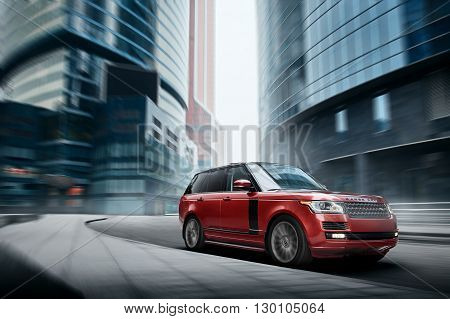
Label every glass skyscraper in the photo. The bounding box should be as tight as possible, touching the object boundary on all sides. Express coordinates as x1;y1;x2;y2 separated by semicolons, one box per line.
257;0;450;201
1;0;188;114
0;0;194;214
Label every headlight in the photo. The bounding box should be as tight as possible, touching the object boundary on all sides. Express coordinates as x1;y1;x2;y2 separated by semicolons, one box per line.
302;201;345;214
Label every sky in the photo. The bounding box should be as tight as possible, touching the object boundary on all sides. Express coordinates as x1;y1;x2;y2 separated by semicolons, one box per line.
215;0;259;163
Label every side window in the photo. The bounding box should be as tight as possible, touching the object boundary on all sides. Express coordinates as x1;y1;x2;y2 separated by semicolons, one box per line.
206;169;227;192
191;173;208;194
228;166;253;191
184;175;198;194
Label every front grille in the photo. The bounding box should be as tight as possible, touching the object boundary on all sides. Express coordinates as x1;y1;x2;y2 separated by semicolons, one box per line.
322;222;348;230
343;202;390;219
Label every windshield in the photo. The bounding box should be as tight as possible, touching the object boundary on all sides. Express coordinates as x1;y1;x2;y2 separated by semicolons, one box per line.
249;163;325;191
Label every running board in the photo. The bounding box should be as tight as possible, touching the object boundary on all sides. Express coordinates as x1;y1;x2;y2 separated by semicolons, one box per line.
205;240;265;252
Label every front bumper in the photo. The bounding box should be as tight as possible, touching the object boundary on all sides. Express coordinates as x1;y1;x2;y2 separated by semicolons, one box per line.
310;236;398;258
303;210;399;258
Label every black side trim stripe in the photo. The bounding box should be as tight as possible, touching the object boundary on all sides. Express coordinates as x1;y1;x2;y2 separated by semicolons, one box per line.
206;227;250;235
204;240;265;252
249;199;259;234
205;227;261;235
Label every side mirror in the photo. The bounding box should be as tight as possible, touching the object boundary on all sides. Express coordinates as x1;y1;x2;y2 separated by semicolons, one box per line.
233;179;254;192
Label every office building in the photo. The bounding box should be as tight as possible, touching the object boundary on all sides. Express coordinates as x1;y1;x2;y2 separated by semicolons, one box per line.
0;0;194;213
257;0;450;201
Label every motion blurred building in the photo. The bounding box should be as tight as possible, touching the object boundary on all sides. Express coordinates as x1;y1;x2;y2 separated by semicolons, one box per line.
0;102;52;208
0;0;195;214
186;0;219;170
257;0;450;201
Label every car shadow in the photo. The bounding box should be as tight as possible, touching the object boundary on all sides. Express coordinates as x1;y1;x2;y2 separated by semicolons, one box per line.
182;244;397;276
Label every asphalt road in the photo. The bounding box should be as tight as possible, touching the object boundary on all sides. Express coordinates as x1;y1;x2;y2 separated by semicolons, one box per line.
0;214;448;298
87;215;450;297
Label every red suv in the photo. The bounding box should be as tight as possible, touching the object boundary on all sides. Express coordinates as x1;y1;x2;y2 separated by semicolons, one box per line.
179;163;398;266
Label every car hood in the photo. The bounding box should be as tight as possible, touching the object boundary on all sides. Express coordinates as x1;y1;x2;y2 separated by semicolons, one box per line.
267;189;386;203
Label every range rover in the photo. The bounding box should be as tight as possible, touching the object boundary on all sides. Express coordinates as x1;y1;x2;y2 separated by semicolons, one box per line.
179;162;398;266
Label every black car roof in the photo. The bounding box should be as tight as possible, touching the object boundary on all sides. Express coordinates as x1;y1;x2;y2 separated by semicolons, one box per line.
194;162;276;175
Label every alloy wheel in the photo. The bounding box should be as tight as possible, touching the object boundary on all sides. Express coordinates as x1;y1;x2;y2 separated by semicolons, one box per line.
270;221;299;263
185;218;200;248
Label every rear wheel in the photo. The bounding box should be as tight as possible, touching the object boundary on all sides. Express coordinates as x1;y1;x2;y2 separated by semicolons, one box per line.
183;216;205;251
267;215;312;266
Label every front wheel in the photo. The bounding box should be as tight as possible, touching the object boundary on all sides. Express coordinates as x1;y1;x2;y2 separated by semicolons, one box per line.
267;215;312;266
183;216;205;251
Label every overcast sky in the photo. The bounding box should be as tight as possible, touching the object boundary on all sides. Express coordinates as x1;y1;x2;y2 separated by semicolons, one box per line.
215;0;259;163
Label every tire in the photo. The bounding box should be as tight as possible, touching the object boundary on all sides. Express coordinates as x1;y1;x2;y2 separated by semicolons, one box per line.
267;215;312;266
183;216;205;251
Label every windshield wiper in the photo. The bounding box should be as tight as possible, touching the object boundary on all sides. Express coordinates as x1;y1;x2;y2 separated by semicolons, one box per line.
267;188;282;191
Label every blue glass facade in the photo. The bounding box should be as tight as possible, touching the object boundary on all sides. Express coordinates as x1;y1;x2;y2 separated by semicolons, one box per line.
90;94;195;214
0;102;52;208
1;0;189;113
258;0;449;132
0;0;193;214
257;0;450;201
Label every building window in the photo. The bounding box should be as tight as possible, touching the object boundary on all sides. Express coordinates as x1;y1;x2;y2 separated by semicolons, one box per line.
153;129;161;141
152;116;161;129
166;140;178;153
335;109;348;133
426;70;450;120
373;93;391;132
166;128;178;142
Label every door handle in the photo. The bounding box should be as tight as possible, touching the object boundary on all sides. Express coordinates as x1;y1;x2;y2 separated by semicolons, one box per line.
223;196;231;201
197;197;204;202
